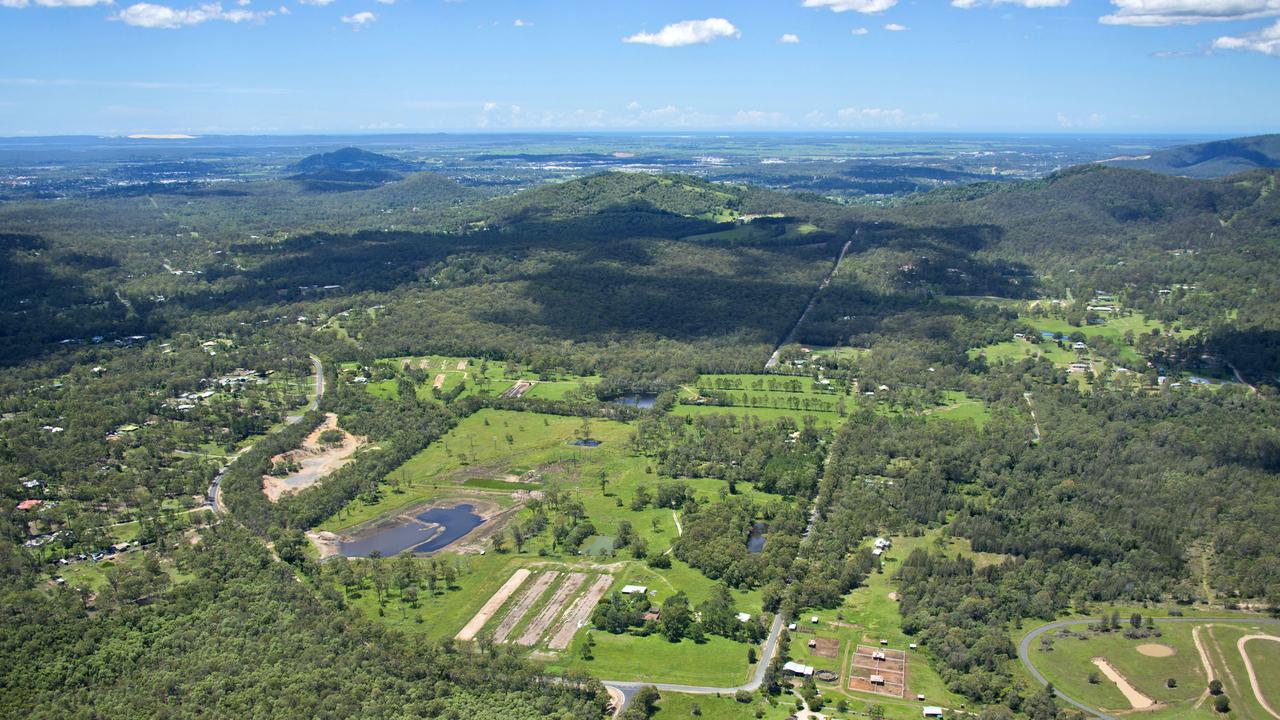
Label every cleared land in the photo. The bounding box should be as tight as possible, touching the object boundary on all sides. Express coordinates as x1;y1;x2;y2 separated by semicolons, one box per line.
549;573;614;650
262;413;365;501
517;572;586;646
849;645;907;698
493;571;560;643
455;568;530;642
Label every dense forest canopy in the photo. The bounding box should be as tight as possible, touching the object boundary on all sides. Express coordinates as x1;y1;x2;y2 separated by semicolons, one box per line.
2;142;1278;719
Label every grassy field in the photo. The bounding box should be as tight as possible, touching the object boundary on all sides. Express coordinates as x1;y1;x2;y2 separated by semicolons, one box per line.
1027;619;1280;720
925;390;991;427
556;631;755;686
346;354;599;403
677;373;851;426
651;692;796;720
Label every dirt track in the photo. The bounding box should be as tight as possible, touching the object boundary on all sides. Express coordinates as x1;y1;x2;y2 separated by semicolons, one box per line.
493;571;559;643
456;569;530;641
517;572;586;646
549;574;612;650
1238;634;1280;720
1092;657;1155;710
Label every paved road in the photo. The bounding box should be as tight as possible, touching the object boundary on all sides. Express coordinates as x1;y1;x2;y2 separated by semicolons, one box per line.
207;355;325;515
1018;616;1280;720
765;237;853;370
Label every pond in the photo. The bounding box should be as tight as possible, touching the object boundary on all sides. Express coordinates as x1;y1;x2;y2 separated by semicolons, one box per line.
747;521;768;554
609;393;658;409
338;503;484;558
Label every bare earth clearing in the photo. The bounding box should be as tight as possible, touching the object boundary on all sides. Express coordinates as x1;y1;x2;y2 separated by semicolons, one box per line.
517;572;587;646
262;413;365;501
1092;657;1157;710
493;571;559;643
456;569;531;642
549;573;614;650
1137;643;1176;657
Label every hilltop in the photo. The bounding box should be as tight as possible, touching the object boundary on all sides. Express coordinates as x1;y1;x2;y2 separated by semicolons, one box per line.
289;147;421;190
1104;134;1280;178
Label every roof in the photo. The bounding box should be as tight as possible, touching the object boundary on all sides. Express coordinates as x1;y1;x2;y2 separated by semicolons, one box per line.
783;661;814;676
16;500;42;511
736;612;752;622
923;707;944;717
620;585;648;594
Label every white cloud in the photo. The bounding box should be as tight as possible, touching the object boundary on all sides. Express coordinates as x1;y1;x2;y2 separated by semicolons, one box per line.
884;22;908;29
851;26;869;34
116;2;275;27
803;0;897;14
829;106;940;127
733;110;792;126
1213;18;1280;54
3;0;111;7
1056;111;1104;127
513;18;530;26
623;17;740;47
341;9;374;27
1101;0;1280;26
626;100;641;110
779;32;800;42
296;0;333;5
954;0;1069;8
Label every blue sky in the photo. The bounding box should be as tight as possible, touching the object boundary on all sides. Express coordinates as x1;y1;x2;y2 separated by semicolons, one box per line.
1;0;1277;135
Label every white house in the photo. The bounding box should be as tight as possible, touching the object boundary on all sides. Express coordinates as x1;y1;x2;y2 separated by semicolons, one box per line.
620;585;648;595
736;612;752;623
923;707;944;718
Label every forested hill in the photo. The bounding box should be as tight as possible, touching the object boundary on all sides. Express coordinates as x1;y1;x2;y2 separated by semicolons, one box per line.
1104;133;1280;178
880;165;1280;377
290;146;420;174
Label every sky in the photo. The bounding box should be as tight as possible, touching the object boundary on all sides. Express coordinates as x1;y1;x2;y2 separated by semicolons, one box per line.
0;0;1278;136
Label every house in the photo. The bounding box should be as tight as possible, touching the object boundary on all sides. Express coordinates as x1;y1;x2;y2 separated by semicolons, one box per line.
923;707;944;718
872;651;886;661
736;612;752;623
16;500;42;511
917;694;926;701
642;611;660;622
811;615;819;624
620;585;648;595
872;548;883;557
874;537;891;550
1073;341;1087;350
783;661;814;677
909;643;918;650
788;623;798;631
880;639;889;646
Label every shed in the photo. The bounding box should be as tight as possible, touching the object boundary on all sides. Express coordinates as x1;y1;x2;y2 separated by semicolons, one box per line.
620;585;648;595
870;674;885;685
923;707;944;718
783;661;814;677
736;612;752;623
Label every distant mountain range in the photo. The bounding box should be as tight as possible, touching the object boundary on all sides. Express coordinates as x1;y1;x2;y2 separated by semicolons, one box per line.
1105;134;1280;178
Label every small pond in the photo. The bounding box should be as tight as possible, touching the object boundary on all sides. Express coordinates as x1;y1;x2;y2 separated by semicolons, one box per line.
747;521;768;554
570;439;602;447
338;503;483;558
609;393;658;409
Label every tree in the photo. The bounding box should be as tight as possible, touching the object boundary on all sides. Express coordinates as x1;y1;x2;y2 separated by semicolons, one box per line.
1214;696;1231;713
1026;683;1059;720
747;646;757;664
1210;679;1224;696
1130;612;1143;629
659;592;693;642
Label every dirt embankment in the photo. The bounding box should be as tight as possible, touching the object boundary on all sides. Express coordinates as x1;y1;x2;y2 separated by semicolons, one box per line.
1092;657;1157;710
262;413;366;502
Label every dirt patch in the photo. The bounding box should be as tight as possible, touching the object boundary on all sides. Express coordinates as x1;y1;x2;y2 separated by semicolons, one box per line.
888;591;899;601
517;573;587;646
308;530;342;560
263;413;366;501
848;645;907;698
549;573;613;650
433;373;446;389
456;360;467;370
456;569;531;642
812;636;840;658
1092;657;1156;710
1137;643;1176;658
493;571;559;643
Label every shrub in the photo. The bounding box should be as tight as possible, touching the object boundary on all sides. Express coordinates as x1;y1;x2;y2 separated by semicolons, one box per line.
1214;696;1230;714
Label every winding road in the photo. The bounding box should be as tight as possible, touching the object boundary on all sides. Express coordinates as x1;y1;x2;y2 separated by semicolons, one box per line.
207;354;325;515
1018;617;1280;720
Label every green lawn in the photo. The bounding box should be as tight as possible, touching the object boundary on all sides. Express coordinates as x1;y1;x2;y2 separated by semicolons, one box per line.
652;692;795;720
554;631;755;686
